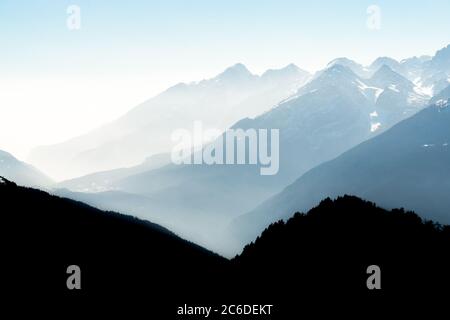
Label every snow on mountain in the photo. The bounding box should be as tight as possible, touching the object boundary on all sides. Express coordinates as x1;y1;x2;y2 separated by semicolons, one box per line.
327;45;449;96
356;79;384;103
53;50;446;255
326;57;369;78
411;45;450;95
292;63;429;134
60;63;431;255
231;101;450;246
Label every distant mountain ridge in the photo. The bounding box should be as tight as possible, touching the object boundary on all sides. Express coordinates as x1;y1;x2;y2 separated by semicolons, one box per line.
43;44;449;256
29;63;311;180
0;149;52;187
58;63;431;256
232;97;450;245
323;45;450;96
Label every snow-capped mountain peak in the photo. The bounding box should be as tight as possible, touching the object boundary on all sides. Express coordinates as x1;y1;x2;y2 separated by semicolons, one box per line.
370;57;403;72
326;57;368;78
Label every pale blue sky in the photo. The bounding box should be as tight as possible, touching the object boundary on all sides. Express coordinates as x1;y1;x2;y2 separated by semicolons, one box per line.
1;0;450;75
0;0;449;158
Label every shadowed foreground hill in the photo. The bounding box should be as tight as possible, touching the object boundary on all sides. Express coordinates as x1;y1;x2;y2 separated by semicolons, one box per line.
2;178;449;315
1;177;227;302
234;195;450;299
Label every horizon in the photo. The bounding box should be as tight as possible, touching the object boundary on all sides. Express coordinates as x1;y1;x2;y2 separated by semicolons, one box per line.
2;43;448;163
1;0;450;160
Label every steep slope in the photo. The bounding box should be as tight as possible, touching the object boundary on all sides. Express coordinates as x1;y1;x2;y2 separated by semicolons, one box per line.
29;64;311;180
233;99;450;244
369;57;407;78
1;177;227;303
61;65;431;256
400;55;432;80
4;178;448;311
430;84;450;105
367;65;429;131
0;149;52;187
417;44;450;95
64;65;384;255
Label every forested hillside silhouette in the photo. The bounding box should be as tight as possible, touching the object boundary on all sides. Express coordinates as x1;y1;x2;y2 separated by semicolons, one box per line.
2;177;449;315
234;195;450;300
2;177;227;307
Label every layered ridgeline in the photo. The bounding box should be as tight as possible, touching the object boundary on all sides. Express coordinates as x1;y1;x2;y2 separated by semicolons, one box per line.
52;45;448;256
3;180;449;311
33;45;449;183
29;63;311;180
56;64;431;256
1;177;227;301
59;60;433;193
0;149;52;188
232;95;450;245
327;44;450;94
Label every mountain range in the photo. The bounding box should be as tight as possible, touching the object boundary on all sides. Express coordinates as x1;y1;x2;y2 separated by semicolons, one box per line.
0;149;52;187
3;44;448;256
29;63;311;180
232;96;450;245
55;60;436;255
3;179;449;312
30;46;449;183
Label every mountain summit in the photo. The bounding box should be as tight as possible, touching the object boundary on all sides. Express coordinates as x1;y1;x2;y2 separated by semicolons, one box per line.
215;63;256;81
29;63;311;180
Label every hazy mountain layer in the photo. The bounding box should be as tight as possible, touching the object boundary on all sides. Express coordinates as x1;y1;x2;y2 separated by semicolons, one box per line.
60;64;430;256
232;99;450;245
29;64;311;180
0;149;52;188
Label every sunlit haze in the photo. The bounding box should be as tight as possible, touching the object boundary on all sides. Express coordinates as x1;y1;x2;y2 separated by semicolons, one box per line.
1;0;449;159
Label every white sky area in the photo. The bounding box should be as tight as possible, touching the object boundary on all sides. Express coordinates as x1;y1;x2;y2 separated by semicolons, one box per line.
0;1;449;160
0;76;169;159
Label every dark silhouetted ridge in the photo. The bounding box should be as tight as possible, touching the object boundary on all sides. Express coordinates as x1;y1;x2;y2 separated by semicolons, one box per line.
234;195;450;300
3;179;449;314
1;177;227;304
